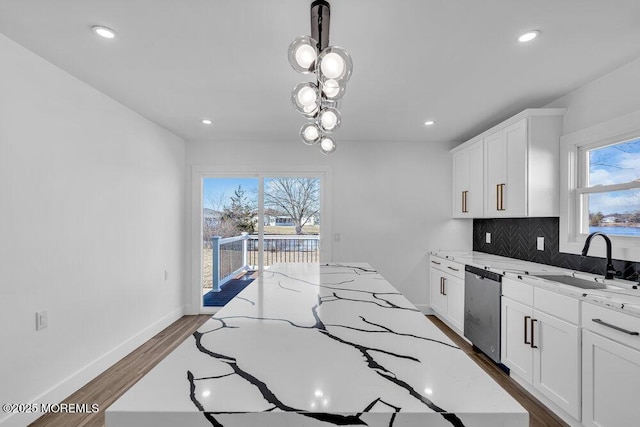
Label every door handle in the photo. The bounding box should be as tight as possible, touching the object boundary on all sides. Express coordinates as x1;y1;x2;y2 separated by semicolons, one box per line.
524;315;531;344
592;318;639;335
442;277;447;296
498;183;506;211
530;318;538;349
462;191;468;213
496;184;500;211
440;277;444;295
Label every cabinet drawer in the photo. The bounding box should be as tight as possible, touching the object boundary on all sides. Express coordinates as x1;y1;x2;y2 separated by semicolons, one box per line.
502;276;533;306
534;287;579;324
582;302;640;351
429;256;464;279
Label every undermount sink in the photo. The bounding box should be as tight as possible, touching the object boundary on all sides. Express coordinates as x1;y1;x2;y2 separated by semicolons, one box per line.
531;274;609;290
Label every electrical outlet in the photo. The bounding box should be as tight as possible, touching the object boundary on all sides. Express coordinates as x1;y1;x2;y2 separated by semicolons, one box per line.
485;232;491;244
36;311;48;330
164;270;169;281
537;236;545;251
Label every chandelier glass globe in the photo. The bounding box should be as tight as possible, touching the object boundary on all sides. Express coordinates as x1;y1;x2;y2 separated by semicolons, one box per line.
319;136;337;154
288;36;318;73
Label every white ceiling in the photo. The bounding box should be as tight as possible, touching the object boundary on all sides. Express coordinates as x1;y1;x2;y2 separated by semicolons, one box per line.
1;0;640;144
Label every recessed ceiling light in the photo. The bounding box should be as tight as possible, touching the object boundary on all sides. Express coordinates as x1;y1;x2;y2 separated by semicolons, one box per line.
424;120;435;126
518;30;540;43
92;25;116;39
201;119;213;125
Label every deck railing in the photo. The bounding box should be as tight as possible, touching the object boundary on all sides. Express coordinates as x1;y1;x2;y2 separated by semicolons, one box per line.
211;233;319;291
247;235;320;265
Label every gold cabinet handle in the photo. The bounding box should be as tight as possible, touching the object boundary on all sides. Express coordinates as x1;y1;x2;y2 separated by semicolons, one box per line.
442;277;447;296
462;191;468;213
496;183;506;211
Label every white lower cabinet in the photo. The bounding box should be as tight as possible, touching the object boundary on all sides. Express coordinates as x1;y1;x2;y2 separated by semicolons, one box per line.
501;297;533;381
582;302;640;427
429;256;465;334
501;277;581;420
532;309;580;419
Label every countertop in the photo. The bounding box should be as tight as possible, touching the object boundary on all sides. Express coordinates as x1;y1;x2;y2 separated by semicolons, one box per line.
107;263;527;427
430;250;640;318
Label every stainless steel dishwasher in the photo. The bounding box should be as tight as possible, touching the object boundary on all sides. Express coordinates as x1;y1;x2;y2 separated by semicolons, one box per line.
464;265;502;364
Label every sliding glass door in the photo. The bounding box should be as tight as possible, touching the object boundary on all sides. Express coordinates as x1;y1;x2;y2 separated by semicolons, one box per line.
195;171;325;312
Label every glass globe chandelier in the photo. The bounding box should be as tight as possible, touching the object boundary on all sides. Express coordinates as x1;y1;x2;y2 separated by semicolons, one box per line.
288;0;352;154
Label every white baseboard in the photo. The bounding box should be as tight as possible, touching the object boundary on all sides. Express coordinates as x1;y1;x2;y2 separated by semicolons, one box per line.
0;306;186;427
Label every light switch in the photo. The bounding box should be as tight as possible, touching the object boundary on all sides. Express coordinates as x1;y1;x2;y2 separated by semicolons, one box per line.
537;236;544;251
485;233;491;244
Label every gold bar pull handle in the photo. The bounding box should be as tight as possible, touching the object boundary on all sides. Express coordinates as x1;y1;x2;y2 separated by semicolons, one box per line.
442;277;447;296
497;183;506;211
462;191;468;213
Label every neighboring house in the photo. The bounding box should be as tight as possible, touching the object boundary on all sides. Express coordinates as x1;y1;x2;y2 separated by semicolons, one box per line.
267;215;316;227
203;208;222;226
601;216;618;224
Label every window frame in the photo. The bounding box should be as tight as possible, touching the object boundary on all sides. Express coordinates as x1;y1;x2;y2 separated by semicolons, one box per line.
560;109;640;262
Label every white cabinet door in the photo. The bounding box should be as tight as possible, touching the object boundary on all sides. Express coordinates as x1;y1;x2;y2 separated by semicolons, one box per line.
445;274;464;333
484;130;504;217
532;309;581;419
582;330;640;427
452;140;483;218
484;119;528;217
430;269;447;316
501;297;533;382
452;149;470;218
503;119;527;216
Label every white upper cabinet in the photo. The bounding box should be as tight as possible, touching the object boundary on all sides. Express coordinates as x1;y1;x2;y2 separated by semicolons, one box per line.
485;119;528;217
452;140;484;218
451;108;565;218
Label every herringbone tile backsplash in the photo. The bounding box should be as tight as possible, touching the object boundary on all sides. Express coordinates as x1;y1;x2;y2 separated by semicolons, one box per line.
473;217;640;282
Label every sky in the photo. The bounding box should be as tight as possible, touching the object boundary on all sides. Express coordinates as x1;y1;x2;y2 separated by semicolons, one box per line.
203;178;258;210
588;138;640;215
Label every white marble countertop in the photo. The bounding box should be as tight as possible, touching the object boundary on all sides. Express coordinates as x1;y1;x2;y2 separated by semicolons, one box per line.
431;250;640;318
107;263;527;427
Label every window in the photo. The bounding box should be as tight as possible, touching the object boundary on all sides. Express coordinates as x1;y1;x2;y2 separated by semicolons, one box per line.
578;138;640;236
560;110;640;262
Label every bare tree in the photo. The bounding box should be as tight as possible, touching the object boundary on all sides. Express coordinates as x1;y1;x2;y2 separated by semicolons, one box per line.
264;178;319;234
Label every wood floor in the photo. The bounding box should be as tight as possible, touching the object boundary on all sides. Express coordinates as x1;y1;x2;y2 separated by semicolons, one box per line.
29;315;212;427
29;314;567;427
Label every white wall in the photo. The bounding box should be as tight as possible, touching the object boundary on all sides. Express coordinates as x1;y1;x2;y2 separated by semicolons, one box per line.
0;34;186;426
186;139;471;312
546;56;640;134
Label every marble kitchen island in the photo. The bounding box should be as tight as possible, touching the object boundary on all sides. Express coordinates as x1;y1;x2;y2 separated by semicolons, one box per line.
107;263;527;427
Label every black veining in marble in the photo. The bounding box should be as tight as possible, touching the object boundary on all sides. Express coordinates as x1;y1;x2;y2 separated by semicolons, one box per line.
188;265;466;427
473;217;640;281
